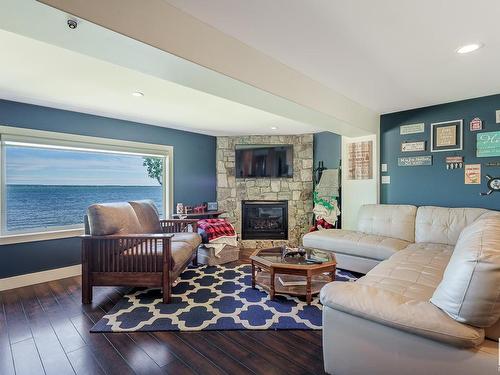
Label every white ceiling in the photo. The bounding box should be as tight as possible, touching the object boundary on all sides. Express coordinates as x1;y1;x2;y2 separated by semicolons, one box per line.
0;1;325;136
167;0;500;114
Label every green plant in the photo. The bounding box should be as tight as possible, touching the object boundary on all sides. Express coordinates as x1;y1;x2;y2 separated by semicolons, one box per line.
143;157;163;185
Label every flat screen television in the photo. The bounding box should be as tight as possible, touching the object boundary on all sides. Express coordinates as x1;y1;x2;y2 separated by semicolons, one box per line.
235;144;293;178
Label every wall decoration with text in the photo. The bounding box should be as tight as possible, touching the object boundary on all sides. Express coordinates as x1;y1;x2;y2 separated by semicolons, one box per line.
469;117;483;131
397;156;432;167
477;131;500;157
431;120;463;152
347;141;373;180
445;156;463;170
464;164;481;185
400;123;425;135
401;141;426;152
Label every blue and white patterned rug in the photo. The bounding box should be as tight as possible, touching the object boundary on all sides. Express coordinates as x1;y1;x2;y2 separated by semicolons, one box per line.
90;264;358;332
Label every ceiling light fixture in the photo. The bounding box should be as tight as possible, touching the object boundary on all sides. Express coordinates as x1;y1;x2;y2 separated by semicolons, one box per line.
132;91;144;97
270;126;278;130
456;43;483;54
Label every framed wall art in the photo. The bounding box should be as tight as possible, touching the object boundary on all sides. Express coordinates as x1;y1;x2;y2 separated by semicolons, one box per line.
430;120;463;152
347;140;373;180
401;141;426;152
477;131;500;157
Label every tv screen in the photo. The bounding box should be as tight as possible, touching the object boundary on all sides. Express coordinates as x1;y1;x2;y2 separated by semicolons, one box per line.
235;144;293;178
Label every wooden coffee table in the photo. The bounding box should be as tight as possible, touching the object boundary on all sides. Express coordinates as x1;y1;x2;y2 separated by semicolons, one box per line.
250;247;336;305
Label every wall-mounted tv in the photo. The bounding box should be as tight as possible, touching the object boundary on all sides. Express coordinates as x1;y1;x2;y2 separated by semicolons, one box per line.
235;144;293;178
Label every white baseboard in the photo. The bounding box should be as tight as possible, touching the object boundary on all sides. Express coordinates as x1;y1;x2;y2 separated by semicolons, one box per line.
0;264;82;291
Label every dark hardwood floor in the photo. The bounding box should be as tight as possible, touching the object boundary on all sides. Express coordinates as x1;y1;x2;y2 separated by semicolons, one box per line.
0;249;325;375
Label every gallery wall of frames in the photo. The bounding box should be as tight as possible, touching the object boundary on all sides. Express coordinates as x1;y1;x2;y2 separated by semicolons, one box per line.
380;93;500;210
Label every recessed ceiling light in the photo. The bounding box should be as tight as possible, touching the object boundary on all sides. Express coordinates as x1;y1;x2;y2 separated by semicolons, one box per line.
270;126;278;130
132;91;144;97
456;43;483;54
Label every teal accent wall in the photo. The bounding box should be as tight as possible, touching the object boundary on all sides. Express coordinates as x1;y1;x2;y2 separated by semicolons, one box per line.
313;131;341;170
380;93;500;210
0;99;216;278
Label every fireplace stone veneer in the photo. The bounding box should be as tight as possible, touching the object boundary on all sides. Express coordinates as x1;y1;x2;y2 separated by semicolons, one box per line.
216;134;314;248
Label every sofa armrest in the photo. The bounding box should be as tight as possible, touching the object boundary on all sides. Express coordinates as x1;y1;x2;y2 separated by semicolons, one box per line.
320;282;484;348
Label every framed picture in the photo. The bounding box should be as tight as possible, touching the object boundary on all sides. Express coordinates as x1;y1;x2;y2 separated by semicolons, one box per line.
431;120;463;152
207;201;218;211
401;141;426;152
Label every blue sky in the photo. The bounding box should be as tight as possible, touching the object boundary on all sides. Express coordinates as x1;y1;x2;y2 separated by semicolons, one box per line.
6;146;161;186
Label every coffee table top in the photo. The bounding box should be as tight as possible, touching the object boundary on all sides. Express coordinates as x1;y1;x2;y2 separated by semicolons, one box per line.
250;246;336;270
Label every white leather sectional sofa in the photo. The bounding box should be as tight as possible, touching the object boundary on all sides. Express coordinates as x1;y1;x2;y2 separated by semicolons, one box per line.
303;204;500;375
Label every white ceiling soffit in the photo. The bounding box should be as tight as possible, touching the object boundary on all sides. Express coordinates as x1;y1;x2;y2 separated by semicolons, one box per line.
166;0;500;114
0;29;321;136
33;0;379;136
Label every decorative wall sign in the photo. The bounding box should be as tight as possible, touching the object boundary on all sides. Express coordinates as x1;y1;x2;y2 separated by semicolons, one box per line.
485;161;500;167
401;141;426;152
397;156;432;167
480;175;500;195
469;117;483;131
431;120;463;152
347;141;373;180
445;156;463;170
464;164;481;185
400;123;425;135
477;131;500;157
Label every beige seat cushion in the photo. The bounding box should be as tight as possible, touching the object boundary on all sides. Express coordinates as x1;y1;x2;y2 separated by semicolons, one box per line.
320;243;484;348
129;200;162;234
431;214;500;327
122;240;196;270
87;202;142;236
171;232;202;249
303;229;410;261
415;206;489;245
357;204;417;242
320;282;484;348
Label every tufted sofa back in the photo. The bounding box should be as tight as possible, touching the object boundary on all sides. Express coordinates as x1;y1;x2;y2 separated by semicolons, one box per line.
357;204;417;242
415;206;490;245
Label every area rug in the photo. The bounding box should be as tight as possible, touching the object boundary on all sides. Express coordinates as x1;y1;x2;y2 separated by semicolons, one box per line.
90;264;358;332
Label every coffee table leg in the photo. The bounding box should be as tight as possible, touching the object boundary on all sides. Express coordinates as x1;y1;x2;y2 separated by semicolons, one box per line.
331;266;336;282
251;262;256;289
270;269;275;300
306;275;312;305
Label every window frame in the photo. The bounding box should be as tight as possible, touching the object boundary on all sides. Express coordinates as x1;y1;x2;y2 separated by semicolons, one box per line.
0;125;173;245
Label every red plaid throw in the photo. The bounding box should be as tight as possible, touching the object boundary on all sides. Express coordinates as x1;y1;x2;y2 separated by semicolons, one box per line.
197;218;236;242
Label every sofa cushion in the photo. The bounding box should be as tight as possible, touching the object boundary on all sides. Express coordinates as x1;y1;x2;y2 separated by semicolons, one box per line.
122;239;195;270
87;202;142;236
129;200;162;234
415;206;489;245
172;232;202;249
320;243;484;348
430;214;500;327
302;229;410;261
357;204;417;242
363;243;453;299
320;282;484;348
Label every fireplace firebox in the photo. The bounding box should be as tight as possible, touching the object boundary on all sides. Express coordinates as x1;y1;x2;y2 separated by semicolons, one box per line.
241;200;288;240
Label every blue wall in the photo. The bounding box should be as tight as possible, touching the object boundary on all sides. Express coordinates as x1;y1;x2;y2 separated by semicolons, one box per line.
313;131;341;170
0;100;216;278
380;94;500;210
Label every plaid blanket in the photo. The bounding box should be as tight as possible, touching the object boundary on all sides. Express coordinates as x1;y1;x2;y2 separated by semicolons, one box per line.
197;218;236;243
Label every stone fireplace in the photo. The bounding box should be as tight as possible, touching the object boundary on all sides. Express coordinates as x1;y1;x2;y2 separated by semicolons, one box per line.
216;134;313;248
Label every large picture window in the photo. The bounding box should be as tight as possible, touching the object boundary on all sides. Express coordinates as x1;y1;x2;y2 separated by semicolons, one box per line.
0;127;172;242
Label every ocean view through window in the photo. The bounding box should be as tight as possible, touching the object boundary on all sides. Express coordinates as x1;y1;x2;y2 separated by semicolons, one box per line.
2;135;168;235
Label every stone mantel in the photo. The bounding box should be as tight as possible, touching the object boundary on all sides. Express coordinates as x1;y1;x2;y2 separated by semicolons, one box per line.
216;134;314;248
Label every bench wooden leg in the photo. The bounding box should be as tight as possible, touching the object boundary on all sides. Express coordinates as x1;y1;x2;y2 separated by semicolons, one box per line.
82;281;92;304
